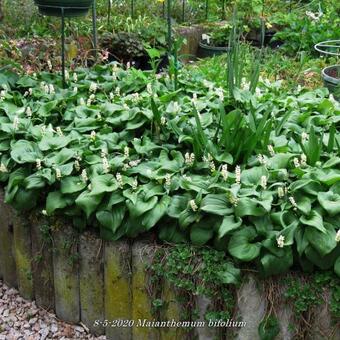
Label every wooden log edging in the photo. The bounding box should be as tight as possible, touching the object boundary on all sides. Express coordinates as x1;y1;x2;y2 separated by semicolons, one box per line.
0;189;339;340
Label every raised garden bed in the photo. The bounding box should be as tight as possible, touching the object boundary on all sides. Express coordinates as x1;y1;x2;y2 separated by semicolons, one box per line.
0;190;339;339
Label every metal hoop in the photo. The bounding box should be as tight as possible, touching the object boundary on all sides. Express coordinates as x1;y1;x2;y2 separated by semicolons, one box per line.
314;40;340;57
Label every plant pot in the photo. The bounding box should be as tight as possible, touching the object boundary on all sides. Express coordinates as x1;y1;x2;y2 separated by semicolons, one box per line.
34;0;93;17
322;65;340;100
198;41;230;58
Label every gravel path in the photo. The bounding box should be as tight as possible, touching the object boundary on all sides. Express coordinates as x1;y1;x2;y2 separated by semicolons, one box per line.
0;280;106;340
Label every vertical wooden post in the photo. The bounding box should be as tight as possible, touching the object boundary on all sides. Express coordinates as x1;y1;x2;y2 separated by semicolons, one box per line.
0;188;17;288
53;222;80;323
79;232;104;335
13;212;34;300
104;240;132;340
30;214;55;310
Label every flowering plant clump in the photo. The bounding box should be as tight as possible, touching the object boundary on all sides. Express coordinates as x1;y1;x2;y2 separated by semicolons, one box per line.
0;63;339;277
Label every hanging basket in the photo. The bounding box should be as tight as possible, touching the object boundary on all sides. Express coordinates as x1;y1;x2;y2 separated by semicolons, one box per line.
34;0;94;17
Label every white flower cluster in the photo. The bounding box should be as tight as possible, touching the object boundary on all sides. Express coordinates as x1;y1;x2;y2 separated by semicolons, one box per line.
56;127;63;136
0;163;8;173
89;82;98;93
215;88;224;101
267;145;275;157
210;161;216;173
336;230;340;243
90;131;96;141
124;146;129;158
13;116;19;130
305;10;322;22
73;73;78;82
277;187;285;198
235;165;241;184
87;94;95;106
301;132;309;143
257;154;267;165
229;193;239;207
74;160;80;172
81;169;88;183
221;164;228;181
185;152;195;166
132;178;138;191
165;174;171;187
102;156;110;173
55;168;62;180
0;89;6;101
260;176;267;190
189;199;198;212
26;107;32;118
277;235;285;248
116;172;123;188
36;159;42;170
289;196;298;211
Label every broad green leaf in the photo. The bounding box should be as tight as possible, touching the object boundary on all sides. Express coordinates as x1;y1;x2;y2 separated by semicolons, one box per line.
228;227;261;261
190;226;214;245
46;191;71;215
60;176;87;194
305;224;337;256
218;215;242;238
201;194;233;216
90;174;119;195
216;263;241;285
300;211;326;233
75;191;104;218
260;248;293;276
96;205;125;235
241;166;268;186
142;195;171;230
126;194;158;218
10;140;42;164
317;191;340;216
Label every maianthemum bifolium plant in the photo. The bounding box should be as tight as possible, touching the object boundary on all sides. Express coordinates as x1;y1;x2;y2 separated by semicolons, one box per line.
0;61;339;278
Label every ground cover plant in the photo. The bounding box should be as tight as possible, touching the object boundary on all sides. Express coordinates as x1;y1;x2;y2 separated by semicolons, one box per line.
0;50;339;278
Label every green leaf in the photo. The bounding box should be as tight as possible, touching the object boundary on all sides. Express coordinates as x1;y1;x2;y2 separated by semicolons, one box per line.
216;263;241;285
10;140;42;164
300;211;326;233
90;174;119;195
46;191;71;215
305;224;337;256
142;195;171;230
179;209;198;228
305;245;340;270
260;248;293;276
317;191;340;217
39;135;71;151
75;191;103;218
96;205;125;235
126;193;158;218
228;227;261;261
190;225;214;245
241;166;268;186
218;215;242;238
60;176;87;194
201;194;233;216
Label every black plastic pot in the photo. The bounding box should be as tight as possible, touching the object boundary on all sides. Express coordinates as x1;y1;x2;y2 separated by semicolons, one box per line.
198;41;230;58
34;0;93;17
322;65;340;100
